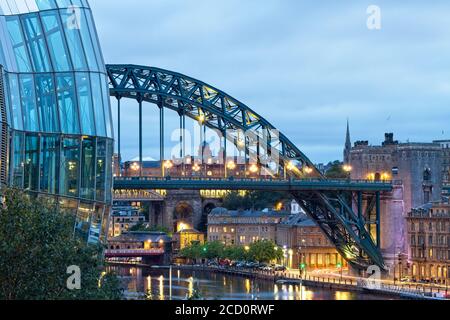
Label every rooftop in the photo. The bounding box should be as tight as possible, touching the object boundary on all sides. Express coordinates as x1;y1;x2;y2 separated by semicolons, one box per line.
280;214;318;227
109;231;172;243
210;207;290;218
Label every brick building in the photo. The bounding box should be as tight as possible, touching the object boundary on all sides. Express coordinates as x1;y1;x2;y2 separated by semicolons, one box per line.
406;202;449;283
346;132;443;270
108;206;146;238
207;208;289;246
276;214;346;270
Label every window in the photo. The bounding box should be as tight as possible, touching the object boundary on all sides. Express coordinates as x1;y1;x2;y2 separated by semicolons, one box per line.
19;74;39;131
56;74;80;134
35;74;59;133
75;73;95;136
41;10;72;71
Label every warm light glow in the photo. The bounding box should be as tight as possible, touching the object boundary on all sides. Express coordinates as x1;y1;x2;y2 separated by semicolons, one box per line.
343;164;353;173
286;161;296;171
244;246;250;251
227;161;236;170
249;164;259;174
237;139;245;148
164;160;174;169
159;239;164;245
198;114;205;123
177;222;191;232
381;172;391;180
303;166;313;174
131;162;140;171
192;163;201;172
68;161;77;171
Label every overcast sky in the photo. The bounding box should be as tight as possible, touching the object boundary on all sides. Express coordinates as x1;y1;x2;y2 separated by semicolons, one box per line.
90;0;450;164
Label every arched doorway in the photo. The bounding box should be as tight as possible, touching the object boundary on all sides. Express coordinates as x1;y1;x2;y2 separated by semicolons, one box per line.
173;202;194;232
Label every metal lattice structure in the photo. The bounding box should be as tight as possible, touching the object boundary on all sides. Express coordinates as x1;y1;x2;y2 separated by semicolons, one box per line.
0;67;8;186
106;64;388;270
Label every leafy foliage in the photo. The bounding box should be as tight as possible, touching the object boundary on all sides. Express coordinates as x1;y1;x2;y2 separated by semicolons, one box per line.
179;240;282;264
129;222;172;236
324;161;348;179
248;240;283;263
0;189;123;300
222;191;292;211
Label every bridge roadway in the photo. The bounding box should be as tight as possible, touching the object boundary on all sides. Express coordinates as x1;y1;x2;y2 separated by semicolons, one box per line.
113;177;393;192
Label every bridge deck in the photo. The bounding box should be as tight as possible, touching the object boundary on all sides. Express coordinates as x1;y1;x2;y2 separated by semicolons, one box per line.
113;177;393;192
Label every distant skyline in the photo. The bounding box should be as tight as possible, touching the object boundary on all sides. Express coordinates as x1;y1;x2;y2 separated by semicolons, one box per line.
90;0;450;163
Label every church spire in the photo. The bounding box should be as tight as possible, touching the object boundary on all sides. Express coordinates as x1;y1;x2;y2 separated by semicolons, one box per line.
344;119;351;164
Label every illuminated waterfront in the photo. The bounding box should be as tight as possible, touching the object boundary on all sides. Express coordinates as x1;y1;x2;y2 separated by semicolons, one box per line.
110;266;396;300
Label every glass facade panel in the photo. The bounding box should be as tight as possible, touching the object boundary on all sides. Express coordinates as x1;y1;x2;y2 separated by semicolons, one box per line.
60;137;79;197
88;204;103;244
40;11;72;71
95;138;106;202
19;74;39;131
75;73;95;136
36;0;58;11
77;9;99;71
21;14;51;72
1;2;113;244
36;74;59;132
100;73;113;138
40;135;59;194
60;9;88;71
105;138;113;203
90;72;105;136
10;131;24;187
75;201;93;241
7;73;23;130
24;134;39;191
80;137;95;200
56;73;80;134
6;17;32;72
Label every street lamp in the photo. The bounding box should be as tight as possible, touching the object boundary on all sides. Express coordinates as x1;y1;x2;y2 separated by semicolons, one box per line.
192;163;201;174
164;160;174;176
249;164;259;174
130;162;140;176
303;167;313;175
343;164;352;180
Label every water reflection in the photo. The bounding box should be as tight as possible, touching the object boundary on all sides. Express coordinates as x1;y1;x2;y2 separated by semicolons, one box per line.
108;266;393;301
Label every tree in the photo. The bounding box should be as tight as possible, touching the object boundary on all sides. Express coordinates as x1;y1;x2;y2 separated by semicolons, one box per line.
325;161;348;179
223;245;248;261
129;223;171;236
248;240;283;263
201;241;225;260
180;242;203;262
0;189;123;300
222;191;292;211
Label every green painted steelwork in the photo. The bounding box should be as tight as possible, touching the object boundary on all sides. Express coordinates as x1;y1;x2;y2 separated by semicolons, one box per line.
114;177;392;193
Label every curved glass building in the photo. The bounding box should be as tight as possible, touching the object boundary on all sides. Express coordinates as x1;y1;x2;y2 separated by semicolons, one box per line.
0;0;114;243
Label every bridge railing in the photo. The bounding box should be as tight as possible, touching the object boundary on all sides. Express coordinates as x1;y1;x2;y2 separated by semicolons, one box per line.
114;176;393;185
105;249;165;255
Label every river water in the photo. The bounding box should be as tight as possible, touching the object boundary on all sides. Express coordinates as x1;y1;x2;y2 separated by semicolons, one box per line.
109;266;396;300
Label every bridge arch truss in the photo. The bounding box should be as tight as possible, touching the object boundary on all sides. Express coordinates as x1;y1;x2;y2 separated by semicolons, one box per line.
107;64;387;271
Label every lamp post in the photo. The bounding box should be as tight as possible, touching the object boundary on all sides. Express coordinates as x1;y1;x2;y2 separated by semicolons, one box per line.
164;160;174;177
343;164;352;181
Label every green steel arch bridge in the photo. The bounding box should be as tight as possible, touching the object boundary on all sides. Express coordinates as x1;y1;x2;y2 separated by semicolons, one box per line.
107;64;392;271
